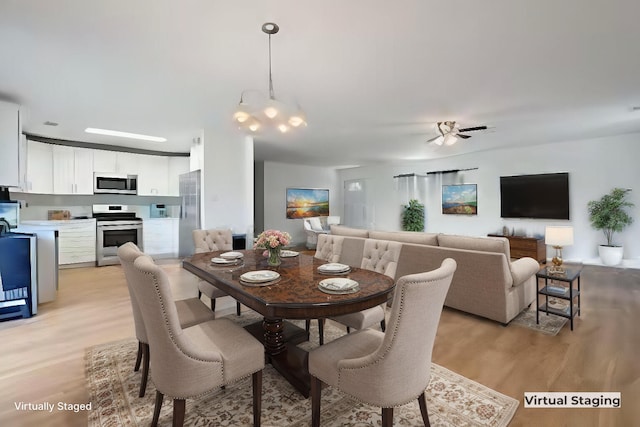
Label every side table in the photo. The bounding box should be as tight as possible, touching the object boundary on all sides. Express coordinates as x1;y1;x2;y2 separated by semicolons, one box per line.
535;265;582;330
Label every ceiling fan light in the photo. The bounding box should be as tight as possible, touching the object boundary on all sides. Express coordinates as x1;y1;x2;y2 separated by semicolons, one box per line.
444;134;458;145
241;116;261;133
434;136;444;145
278;123;290;133
264;98;286;120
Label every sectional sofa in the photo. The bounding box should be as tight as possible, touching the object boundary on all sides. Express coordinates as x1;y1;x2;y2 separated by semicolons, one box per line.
328;225;541;324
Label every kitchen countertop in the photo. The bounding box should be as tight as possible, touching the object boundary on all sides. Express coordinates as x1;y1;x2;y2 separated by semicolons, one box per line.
20;219;96;227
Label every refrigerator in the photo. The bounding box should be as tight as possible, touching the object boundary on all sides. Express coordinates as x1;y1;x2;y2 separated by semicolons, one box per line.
178;170;201;258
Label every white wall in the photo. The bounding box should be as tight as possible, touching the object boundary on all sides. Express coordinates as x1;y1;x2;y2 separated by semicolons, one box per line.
262;161;341;246
338;133;640;262
201;127;254;239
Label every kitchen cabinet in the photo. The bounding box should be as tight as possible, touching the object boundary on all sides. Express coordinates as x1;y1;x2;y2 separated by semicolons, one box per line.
20;219;96;266
143;218;178;258
25;140;54;194
52;146;94;194
0;101;21;187
168;157;190;196
92;150;118;173
137;154;169;196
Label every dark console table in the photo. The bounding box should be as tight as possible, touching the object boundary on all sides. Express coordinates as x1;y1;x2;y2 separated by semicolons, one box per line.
488;234;546;263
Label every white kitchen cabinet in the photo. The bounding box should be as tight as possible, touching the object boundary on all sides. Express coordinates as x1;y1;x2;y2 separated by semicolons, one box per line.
52;146;94;194
21;219;96;265
168;156;190;196
92;150;118;174
115;152;141;175
137;154;169;196
143;218;178;258
0;101;21;187
25;140;54;194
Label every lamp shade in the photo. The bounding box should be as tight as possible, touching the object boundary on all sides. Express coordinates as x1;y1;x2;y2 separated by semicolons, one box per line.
545;226;574;246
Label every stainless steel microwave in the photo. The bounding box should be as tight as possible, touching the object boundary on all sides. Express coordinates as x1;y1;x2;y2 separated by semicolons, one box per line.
93;173;138;195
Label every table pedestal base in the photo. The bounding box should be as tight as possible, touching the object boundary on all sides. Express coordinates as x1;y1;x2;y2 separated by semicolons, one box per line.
245;319;312;397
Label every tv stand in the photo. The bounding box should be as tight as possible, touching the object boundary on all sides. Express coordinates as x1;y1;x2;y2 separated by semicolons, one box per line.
488;234;546;263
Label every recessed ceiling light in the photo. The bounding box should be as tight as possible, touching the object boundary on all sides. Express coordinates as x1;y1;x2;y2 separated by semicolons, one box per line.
44;121;59;126
85;127;166;142
631;106;640;111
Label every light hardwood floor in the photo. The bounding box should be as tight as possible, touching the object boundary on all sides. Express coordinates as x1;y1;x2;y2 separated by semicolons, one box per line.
0;261;638;426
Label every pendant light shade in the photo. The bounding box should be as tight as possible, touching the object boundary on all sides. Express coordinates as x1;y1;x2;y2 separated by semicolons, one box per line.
233;23;307;134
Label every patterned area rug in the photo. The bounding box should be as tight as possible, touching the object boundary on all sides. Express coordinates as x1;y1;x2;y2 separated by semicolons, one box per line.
86;316;518;426
510;298;568;336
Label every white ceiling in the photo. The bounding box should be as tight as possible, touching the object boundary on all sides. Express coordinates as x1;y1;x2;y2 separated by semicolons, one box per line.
1;0;640;167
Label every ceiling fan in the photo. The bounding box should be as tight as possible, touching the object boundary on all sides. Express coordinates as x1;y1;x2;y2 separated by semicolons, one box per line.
427;121;488;145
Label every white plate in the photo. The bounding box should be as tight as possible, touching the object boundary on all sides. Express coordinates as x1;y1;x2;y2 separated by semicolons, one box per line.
317;263;351;273
240;270;281;283
211;257;238;264
280;250;299;258
318;278;359;294
220;251;244;260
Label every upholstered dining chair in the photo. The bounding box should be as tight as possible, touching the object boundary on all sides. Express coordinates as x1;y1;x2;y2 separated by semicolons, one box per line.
309;258;457;427
128;253;264;427
325;239;402;342
118;242;216;398
192;228;242;315
306;234;346;344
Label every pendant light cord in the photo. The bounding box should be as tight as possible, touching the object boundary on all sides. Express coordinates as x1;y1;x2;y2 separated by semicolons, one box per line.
268;33;275;99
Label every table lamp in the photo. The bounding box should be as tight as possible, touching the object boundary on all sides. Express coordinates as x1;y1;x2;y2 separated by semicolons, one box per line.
545;226;574;274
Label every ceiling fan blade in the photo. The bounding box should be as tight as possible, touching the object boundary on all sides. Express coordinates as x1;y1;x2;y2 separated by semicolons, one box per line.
458;134;472;139
458;125;488;133
426;135;442;143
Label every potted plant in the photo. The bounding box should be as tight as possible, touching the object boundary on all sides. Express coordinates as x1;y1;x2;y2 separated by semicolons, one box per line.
587;188;634;265
401;199;425;232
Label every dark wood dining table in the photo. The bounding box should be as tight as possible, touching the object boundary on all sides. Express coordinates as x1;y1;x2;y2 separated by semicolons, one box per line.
183;249;396;397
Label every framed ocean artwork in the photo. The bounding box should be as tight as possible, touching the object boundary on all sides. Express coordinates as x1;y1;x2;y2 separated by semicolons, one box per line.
286;188;330;219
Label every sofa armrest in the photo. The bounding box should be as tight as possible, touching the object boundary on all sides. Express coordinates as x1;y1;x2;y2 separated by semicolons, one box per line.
509;257;540;287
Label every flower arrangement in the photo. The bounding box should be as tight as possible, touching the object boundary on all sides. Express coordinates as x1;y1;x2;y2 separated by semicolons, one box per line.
254;229;291;266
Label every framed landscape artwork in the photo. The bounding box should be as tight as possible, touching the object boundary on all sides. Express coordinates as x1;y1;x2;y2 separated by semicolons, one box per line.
286;188;330;219
442;184;478;215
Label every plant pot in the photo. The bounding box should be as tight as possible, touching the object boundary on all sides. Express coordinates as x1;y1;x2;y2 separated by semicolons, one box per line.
598;245;624;266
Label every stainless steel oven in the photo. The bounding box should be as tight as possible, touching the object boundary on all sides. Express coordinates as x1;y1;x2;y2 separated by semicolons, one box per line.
93;205;143;266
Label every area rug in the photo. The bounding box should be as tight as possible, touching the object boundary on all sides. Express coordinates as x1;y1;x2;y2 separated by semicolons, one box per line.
510;298;568;336
86;317;519;426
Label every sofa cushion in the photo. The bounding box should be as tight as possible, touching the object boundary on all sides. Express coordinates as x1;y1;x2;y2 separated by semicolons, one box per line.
437;234;511;259
330;225;369;238
369;230;438;246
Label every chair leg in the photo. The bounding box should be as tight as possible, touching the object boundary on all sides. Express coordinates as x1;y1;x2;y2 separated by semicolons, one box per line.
198;290;202;299
252;370;262;427
346;326;351;334
210;298;216;311
236;301;242;316
311;375;322;427
152;391;164;427
305;319;311;332
172;399;186;427
139;343;150;397
418;393;431;427
381;407;394;427
134;340;143;372
318;319;325;345
380;318;386;332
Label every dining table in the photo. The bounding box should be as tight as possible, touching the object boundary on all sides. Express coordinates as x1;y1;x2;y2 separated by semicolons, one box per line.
182;249;396;397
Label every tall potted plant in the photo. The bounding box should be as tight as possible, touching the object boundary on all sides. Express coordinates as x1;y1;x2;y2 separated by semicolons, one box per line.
587;188;634;265
401;199;425;232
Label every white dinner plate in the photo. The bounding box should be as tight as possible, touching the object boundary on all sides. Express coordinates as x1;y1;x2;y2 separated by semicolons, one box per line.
220;251;244;260
317;263;351;273
240;270;281;283
318;278;359;294
211;257;238;265
280;250;299;258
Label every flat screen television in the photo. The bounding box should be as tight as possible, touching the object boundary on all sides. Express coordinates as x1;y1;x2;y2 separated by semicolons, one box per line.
500;173;570;219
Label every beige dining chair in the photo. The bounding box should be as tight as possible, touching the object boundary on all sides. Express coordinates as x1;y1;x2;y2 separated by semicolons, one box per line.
128;253;264;427
192;228;242;315
309;258;457;427
307;234;346;344
118;242;216;397
325;239;402;342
